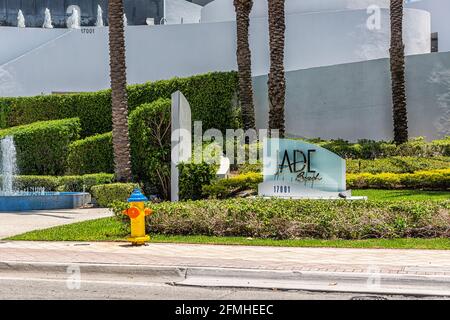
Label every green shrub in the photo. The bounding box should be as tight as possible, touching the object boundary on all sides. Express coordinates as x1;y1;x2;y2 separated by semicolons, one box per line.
0;72;239;137
91;183;138;207
203;172;263;199
179;162;217;201
1;173;114;192
110;198;450;239
58;173;115;192
311;137;450;159
347;157;450;174
13;176;60;191
129;98;171;199
67;132;114;175
347;169;450;190
0;118;80;175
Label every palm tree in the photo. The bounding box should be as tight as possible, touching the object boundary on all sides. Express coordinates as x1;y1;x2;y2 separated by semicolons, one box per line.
234;0;256;132
108;0;132;181
267;0;286;138
390;0;408;144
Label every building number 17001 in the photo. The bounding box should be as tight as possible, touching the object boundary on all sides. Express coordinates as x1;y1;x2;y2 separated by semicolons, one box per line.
273;185;291;194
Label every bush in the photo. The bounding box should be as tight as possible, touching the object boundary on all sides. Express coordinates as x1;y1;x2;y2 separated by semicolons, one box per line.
58;173;115;192
0;118;81;175
13;176;60;191
311;137;450;159
110;198;450;240
129;98;171;199
346;157;450;174
1;173;115;192
203;172;263;199
91;183;138;207
67;132;114;175
347;169;450;190
0;72;239;137
178;162;217;201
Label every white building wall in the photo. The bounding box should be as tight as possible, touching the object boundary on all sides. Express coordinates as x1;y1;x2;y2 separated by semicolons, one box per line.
0;7;430;97
407;0;450;52
254;51;450;141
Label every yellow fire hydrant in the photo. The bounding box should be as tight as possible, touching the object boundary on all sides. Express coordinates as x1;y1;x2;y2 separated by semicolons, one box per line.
123;189;153;246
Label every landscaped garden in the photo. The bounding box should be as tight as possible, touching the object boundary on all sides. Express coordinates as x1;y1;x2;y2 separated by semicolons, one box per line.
0;71;449;246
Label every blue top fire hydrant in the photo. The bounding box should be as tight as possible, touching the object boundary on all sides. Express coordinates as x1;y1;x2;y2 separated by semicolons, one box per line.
123;189;153;246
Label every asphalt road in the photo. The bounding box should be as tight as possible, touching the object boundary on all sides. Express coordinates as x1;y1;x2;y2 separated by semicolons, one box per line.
0;269;443;300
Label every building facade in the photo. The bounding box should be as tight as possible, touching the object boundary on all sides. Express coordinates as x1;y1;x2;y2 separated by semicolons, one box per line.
0;0;213;27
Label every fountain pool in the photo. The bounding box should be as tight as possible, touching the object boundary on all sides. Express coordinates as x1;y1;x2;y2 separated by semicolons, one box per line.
0;136;91;212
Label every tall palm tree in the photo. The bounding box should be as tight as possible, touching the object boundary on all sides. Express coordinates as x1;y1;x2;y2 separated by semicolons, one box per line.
108;0;132;182
234;0;256;132
267;0;286;138
390;0;408;144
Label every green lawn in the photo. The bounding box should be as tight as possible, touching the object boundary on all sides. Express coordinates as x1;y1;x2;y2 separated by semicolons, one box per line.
352;189;449;201
7;216;450;250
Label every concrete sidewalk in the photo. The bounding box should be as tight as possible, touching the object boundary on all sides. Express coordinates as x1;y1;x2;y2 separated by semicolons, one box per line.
0;208;112;239
1;241;450;296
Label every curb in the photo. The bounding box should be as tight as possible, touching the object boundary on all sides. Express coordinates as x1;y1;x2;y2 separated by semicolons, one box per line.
2;261;450;297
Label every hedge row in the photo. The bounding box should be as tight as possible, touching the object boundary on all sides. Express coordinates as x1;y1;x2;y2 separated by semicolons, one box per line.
312;137;450;159
0;72;240;137
91;183;138;207
346;157;450;174
203;172;263;199
111;198;450;239
7;173;114;192
347;169;450;190
0;118;80;175
67;132;114;175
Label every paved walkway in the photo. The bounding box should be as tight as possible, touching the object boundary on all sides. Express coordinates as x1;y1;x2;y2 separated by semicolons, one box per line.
1;241;450;276
0;209;112;239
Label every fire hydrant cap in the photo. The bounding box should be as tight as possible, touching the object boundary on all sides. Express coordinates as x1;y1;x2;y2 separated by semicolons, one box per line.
127;188;148;203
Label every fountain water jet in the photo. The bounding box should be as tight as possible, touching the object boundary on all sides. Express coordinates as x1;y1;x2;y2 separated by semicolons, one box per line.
43;8;53;29
96;5;104;27
17;10;25;28
1;136;18;195
124;13;128;26
0;136;90;211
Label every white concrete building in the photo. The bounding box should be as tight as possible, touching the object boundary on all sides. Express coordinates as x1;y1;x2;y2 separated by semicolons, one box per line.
0;0;448;140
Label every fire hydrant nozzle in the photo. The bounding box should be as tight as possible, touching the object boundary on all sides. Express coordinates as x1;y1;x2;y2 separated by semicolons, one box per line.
123;188;151;245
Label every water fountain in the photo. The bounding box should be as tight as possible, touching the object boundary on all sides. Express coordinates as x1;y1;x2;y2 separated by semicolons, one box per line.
42;8;53;28
124;13;128;27
96;5;104;27
67;8;81;29
0;136;90;212
17;10;25;28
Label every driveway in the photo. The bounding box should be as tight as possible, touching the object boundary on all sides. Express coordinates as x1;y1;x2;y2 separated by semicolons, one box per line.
0;208;113;239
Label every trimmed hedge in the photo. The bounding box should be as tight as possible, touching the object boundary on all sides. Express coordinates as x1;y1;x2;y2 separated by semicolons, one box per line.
91;183;138;207
4;173;114;192
129;98;172;199
0;118;81;175
67;132;114;175
0;72;239;137
111;198;450;240
346;157;450;174
347;169;450;190
311;137;450;159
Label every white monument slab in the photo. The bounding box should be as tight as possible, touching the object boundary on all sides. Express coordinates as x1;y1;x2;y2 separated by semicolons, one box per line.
259;138;365;200
171;91;192;202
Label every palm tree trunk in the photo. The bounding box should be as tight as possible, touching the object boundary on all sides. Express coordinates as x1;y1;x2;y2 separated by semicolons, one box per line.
234;0;256;132
267;0;286;138
108;0;132;182
390;0;409;144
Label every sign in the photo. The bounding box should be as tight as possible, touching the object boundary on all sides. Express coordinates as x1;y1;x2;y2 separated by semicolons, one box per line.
258;138;348;198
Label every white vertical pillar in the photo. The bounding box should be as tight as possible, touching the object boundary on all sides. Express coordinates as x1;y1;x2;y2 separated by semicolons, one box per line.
171;91;192;202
